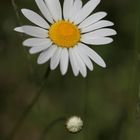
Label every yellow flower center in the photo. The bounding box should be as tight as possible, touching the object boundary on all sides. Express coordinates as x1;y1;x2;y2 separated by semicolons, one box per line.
48;20;81;48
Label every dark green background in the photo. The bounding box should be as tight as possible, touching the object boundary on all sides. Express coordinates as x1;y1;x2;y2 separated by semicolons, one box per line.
0;0;140;140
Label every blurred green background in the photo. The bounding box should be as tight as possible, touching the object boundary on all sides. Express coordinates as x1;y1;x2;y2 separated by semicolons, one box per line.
0;0;140;140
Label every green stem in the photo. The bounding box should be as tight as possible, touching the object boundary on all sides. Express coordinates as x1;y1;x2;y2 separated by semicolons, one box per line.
134;15;140;119
83;76;89;140
39;117;65;140
11;0;33;74
11;0;22;26
5;67;51;140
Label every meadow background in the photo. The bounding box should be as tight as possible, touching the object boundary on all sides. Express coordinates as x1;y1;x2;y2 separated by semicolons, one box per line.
0;0;140;140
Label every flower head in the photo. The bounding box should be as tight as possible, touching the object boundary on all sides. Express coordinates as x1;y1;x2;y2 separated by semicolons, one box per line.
14;0;117;77
66;116;83;133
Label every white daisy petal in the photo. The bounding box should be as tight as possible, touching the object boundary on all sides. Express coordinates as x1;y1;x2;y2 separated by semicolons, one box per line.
60;48;69;75
78;43;106;68
14;27;24;32
69;0;82;21
63;0;73;20
82;28;117;39
29;41;52;54
45;0;62;21
14;26;48;38
75;45;93;71
81;20;114;33
73;48;87;78
69;48;79;76
78;12;107;28
21;9;49;29
73;0;101;25
37;45;57;64
50;47;62;70
23;38;52;47
35;0;53;23
81;37;113;45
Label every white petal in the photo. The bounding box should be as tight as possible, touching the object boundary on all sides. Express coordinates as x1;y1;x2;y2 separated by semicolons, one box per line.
60;48;69;75
63;0;73;20
81;20;114;33
75;45;93;71
69;0;82;21
78;12;107;28
35;0;53;23
14;27;24;32
69;48;79;76
73;0;101;25
37;45;57;64
78;43;106;68
14;26;48;38
45;0;62;21
23;38;51;47
73;48;87;78
81;37;113;45
81;28;117;39
21;9;49;29
29;41;52;54
50;47;62;70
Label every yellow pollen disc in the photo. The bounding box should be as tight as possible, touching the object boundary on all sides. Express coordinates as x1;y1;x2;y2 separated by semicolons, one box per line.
48;20;80;48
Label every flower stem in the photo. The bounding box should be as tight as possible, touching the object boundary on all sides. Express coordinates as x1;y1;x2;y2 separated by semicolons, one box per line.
11;0;22;26
83;76;89;140
134;13;140;119
5;67;51;140
11;0;34;74
39;117;66;140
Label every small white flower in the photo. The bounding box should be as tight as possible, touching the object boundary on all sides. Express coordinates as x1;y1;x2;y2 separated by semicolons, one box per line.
66;116;83;133
14;0;117;77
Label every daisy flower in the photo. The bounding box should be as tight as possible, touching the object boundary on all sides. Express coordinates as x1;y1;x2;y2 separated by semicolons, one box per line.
14;0;117;77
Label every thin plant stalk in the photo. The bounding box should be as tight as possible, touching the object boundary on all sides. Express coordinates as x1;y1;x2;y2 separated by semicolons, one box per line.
5;67;51;140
